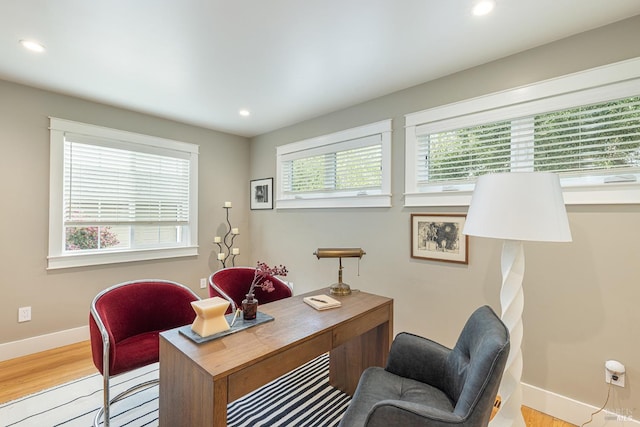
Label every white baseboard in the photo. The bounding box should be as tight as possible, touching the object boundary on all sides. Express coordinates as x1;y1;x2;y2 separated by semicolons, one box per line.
0;326;89;362
523;382;639;425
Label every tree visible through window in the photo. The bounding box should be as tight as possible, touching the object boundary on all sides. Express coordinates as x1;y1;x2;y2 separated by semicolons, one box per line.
65;226;120;250
534;97;640;173
288;146;382;193
423;121;511;183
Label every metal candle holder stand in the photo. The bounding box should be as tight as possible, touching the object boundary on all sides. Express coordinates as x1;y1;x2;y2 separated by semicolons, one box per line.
214;206;239;268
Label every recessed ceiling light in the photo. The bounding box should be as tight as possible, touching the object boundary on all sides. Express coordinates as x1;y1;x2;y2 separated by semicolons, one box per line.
19;39;46;53
239;109;251;117
472;0;495;16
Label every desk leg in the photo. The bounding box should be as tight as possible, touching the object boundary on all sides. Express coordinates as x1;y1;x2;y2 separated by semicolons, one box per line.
159;336;228;427
329;319;391;396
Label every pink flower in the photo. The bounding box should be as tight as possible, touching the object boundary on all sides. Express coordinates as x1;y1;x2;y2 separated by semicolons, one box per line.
247;261;288;296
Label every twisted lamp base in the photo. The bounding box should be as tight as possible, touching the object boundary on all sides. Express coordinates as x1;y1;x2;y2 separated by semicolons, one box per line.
490;239;526;427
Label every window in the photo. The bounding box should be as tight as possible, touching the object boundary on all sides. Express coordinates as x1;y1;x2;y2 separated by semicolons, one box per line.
405;57;640;206
276;120;392;208
48;118;198;269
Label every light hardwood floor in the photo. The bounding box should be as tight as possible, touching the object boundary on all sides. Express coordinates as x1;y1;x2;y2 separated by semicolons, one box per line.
0;341;96;404
0;341;575;426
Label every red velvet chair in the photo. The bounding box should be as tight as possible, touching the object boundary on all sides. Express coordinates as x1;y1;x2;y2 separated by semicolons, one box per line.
209;266;292;314
89;279;199;427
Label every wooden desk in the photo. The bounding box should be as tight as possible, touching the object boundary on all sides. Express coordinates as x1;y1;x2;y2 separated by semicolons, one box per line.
159;289;393;427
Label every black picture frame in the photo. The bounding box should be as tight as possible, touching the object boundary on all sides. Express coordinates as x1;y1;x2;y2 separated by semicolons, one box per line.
250;178;274;210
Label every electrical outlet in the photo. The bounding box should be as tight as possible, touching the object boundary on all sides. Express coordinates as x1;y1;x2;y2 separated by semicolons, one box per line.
200;278;207;289
606;368;625;387
605;360;626;387
18;306;31;322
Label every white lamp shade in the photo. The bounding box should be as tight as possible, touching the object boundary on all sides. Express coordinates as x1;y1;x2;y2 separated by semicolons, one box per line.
463;172;572;242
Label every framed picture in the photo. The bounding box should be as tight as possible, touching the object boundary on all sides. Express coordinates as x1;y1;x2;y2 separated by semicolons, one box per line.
250;178;273;210
411;214;468;264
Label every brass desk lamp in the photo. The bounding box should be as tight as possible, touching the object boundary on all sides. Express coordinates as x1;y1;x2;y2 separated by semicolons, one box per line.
313;248;366;295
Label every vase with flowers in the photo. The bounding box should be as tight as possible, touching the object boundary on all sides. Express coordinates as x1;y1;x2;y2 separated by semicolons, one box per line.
242;261;288;320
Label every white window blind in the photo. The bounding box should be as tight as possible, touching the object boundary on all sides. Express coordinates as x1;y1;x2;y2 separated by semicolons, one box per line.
48;118;199;269
417;96;640;183
417;121;512;184
281;135;382;196
64;135;191;225
405;58;640;206
533;98;640;175
276;119;392;208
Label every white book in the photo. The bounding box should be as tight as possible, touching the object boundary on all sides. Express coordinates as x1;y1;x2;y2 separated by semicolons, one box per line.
303;295;342;311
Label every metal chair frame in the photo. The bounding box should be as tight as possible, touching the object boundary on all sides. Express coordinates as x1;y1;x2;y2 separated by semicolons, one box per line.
209;273;240;312
90;279;200;427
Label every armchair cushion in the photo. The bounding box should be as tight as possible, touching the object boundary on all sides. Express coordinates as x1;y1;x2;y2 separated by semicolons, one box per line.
110;331;160;375
344;367;456;427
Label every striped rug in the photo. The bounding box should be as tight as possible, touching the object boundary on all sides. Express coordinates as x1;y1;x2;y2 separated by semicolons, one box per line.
0;353;351;427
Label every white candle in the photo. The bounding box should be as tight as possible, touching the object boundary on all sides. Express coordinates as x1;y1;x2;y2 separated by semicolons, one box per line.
214;236;221;243
232;248;240;255
231;228;239;235
217;253;226;260
224;201;232;208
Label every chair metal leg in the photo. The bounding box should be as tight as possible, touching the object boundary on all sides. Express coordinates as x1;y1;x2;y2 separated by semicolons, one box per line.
95;367;111;427
93;379;159;427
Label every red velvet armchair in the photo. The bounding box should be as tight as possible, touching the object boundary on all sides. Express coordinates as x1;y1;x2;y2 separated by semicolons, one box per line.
209;266;292;314
89;279;199;427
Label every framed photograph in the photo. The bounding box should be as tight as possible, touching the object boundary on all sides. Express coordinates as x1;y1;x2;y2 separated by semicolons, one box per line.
411;214;468;264
250;178;273;210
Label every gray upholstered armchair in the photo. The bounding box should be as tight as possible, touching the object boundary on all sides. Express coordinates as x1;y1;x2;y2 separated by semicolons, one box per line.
338;305;509;427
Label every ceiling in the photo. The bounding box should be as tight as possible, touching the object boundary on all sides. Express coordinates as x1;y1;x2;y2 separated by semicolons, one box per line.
2;1;640;138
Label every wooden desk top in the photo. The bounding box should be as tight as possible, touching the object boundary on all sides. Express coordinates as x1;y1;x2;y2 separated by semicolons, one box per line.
160;288;393;381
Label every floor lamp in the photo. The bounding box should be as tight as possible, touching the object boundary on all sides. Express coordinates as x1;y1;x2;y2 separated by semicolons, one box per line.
463;172;572;427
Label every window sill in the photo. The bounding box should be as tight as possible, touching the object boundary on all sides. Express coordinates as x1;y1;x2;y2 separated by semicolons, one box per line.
562;182;640;205
404;182;640;207
276;194;392;209
404;191;474;207
47;246;199;270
